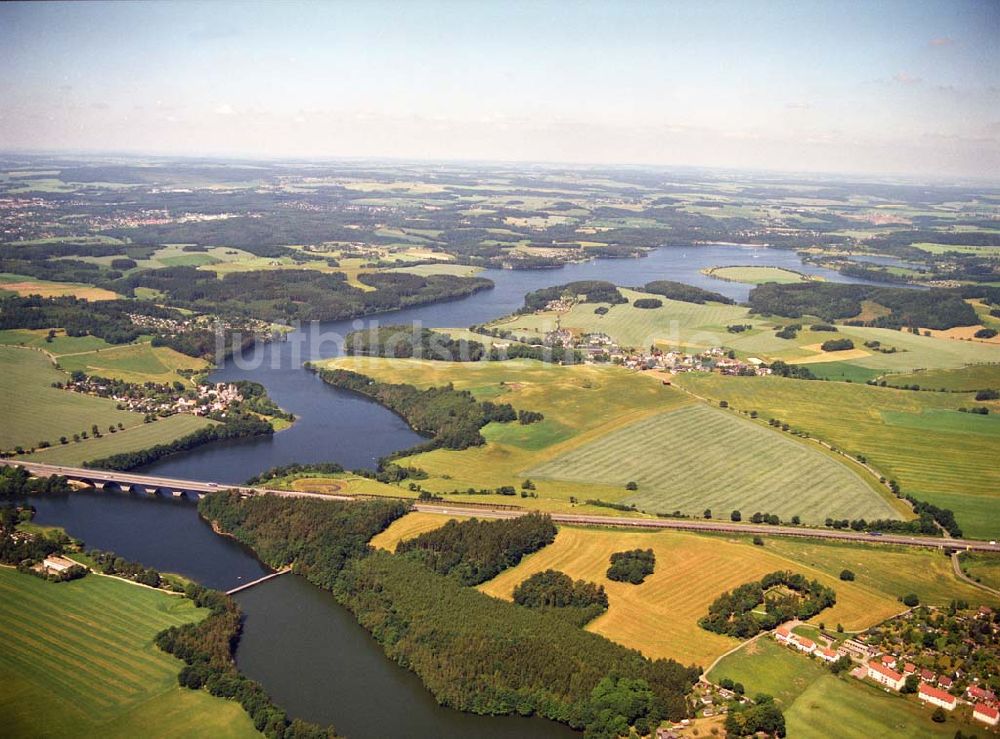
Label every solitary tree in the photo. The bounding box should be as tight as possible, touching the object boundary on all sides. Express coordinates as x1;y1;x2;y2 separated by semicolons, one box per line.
731;510;741;522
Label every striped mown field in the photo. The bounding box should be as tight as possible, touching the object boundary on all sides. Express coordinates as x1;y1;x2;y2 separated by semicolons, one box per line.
673;373;1000;539
479;527;904;668
0;568;256;738
527;403;897;523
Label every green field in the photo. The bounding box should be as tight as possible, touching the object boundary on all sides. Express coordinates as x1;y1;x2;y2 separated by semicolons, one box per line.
711;638;979;738
492;288;749;350
673;373;1000;539
0;568;256;738
385;263;482;277
703;265;816;284
911;242;1000;256
887;363;1000;391
527;403;897;523
958;552;1000;591
19;414;217;466
56;341;207;385
0;328;115;355
0;346;140;451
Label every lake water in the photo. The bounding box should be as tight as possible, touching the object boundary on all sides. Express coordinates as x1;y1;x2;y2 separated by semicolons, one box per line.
140;243;880;483
26;490;573;738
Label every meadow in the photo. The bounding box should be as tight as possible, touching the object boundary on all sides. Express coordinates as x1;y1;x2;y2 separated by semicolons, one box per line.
479;527;907;667
887;363;1000;391
527;403;897;523
703;265;815;284
0;346;140;451
0;568;256;738
673;373;1000;539
958;552;1000;592
19;414;216;466
56;341;207;386
491;288;748;350
0;272;118;301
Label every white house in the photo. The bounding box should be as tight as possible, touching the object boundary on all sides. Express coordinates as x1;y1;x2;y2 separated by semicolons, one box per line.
867;660;905;691
918;682;956;711
816;647;839;663
973;704;999;727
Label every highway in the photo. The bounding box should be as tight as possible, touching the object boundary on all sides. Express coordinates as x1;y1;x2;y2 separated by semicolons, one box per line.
5;459;999;553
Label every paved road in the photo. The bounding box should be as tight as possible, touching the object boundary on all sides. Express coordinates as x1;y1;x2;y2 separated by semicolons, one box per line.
6;459;999;553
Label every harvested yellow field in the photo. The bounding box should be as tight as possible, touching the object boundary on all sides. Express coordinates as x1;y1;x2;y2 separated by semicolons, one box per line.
927;325;1000;344
369;511;466;552
479;527;903;668
791;343;872;364
0;279;118;301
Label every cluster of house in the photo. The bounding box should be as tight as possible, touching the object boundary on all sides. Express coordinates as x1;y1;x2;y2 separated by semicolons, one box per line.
865;654;998;726
126;312;274;339
774;625;839;662
65;376;244;418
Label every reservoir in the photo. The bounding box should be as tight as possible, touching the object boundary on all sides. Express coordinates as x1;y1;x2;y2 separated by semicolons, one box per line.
24;244;898;738
139;243;884;483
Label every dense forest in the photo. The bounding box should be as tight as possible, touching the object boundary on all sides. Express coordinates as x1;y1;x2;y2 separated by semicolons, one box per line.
519;281;627;313
115;268;493;323
642;280;735;305
699;571;837;638
748;282;981;329
198;493;407;589
606;549;656;584
313;367;527;451
512;569;609;626
395;513;557;585
198;493;700;736
345;325;485;361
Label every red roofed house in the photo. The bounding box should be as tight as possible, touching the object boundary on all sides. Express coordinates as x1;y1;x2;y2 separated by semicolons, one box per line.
919;682;956;711
920;668;936;682
816;647;838;663
792;636;815;654
903;662;916;675
938;675;953;689
974;704;999;727
967;685;997;703
867;661;905;691
774;625;792;643
880;654;897;669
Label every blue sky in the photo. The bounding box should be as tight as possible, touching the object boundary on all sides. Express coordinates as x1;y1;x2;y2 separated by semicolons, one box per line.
1;0;998;178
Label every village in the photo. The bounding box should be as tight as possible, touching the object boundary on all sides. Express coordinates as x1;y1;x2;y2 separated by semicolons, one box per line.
61;373;246;420
767;604;1000;730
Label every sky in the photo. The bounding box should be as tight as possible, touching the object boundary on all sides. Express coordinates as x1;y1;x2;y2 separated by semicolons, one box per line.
1;0;999;179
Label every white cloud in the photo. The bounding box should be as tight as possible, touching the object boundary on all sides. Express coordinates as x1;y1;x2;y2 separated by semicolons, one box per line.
215;103;235;116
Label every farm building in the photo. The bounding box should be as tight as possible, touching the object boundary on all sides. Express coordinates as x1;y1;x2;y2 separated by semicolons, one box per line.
918;683;956;711
973;704;999;727
867;660;905;691
42;555;76;573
